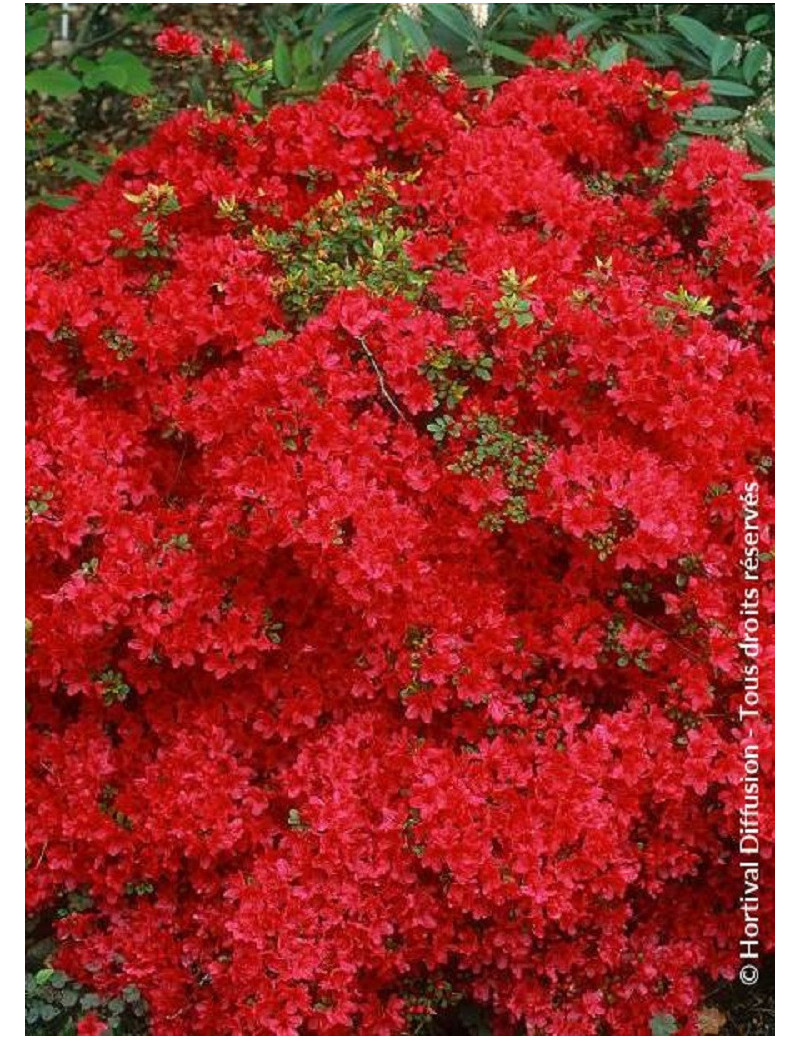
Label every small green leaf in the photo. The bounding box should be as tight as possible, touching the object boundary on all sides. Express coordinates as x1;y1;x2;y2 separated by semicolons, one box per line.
274;36;293;87
595;40;628;71
744;131;775;164
689;105;741;121
422;3;477;44
566;13;609;41
322;18;379;78
743;166;774;182
395;10;430;58
26;26;50;55
485;40;534;66
102;49;154;94
705;79;755;98
25;67;82;99
463;74;507;89
668;15;721;58
58;158;103;185
743;43;769;84
292;40;312;75
376;22;405;66
78;50;153;94
311;4;384;47
29;193;79;210
625;32;673;66
650;1013;678;1036
710;36;737;75
746;13;771;34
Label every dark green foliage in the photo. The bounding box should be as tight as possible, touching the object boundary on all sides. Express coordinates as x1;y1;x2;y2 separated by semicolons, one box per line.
25;906;149;1035
26;3;775;206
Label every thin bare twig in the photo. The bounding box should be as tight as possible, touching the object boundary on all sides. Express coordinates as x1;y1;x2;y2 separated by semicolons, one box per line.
356;336;408;422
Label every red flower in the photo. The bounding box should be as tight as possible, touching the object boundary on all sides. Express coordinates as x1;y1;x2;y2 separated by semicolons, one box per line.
76;1014;107;1037
210;38;248;66
25;43;774;1038
154;25;203;57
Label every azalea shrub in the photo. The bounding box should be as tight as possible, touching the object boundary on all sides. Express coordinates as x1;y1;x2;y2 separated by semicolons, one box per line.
26;36;774;1037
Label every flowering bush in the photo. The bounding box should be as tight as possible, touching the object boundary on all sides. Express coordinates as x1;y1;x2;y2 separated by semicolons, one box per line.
26;39;774;1036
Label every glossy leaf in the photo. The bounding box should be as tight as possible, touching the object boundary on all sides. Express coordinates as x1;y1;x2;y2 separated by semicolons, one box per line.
710;36;737;75
744;131;775;164
274;36;293;87
743;43;770;84
395;10;430;58
485;40;533;66
422;3;477;44
25;26;49;56
705;79;755;98
689;105;741;122
668;15;721;58
25;67;82;99
595;40;628;71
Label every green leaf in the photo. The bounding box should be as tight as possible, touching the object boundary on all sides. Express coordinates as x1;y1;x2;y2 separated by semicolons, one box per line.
25;67;82;99
395;10;430;58
422;3;477;44
79;50;153;94
743;166;774;181
680;123;727;137
463;74;507;89
26;26;49;55
668;15;721;58
188;73;206;105
710;36;737;75
126;4;155;25
58;158;103;185
84;63;127;91
274;35;293;87
744;131;775;164
625;32;673;66
595;40;628;71
484;40;533;66
376;22;405;66
101;49;153;94
743;43;769;84
292;40;312;75
30;193;79;210
650;1013;678;1036
311;4;384;47
322;17;379;77
566;13;610;41
746;13;771;34
689;105;741;121
705;79;755;98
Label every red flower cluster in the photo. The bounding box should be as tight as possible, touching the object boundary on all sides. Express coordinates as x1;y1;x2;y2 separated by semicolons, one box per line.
153;26;204;59
26;43;774;1036
155;24;246;65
